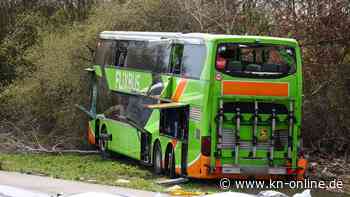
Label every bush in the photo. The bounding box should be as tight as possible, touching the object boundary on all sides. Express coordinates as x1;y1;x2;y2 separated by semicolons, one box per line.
0;0;349;155
0;0;174;149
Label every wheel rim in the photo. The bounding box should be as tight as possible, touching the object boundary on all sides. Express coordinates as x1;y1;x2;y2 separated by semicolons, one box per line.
168;151;175;177
155;150;161;169
168;152;173;172
100;139;106;151
154;145;162;173
99;130;107;152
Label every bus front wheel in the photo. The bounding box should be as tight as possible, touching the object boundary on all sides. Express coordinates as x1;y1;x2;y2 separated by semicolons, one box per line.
153;142;162;174
99;126;110;159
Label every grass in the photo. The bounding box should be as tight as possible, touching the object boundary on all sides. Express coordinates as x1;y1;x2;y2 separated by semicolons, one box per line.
0;153;226;194
0;153;348;197
0;153;164;192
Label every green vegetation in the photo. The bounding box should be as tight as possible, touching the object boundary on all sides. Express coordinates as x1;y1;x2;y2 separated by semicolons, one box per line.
0;153;163;191
0;153;229;193
0;153;348;196
0;0;349;161
0;153;292;193
0;0;349;195
0;153;219;193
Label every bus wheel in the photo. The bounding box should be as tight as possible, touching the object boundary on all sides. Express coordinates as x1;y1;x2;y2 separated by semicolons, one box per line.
166;149;176;178
99;126;109;159
153;142;162;174
95;119;100;148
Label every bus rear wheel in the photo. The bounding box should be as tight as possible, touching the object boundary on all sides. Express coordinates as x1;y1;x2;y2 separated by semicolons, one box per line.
166;149;176;178
153;142;162;174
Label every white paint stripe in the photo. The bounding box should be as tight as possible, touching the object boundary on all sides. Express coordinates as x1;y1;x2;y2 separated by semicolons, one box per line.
187;154;201;166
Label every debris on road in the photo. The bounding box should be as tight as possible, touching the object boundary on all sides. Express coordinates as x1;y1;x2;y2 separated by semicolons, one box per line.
156;177;189;185
165;185;204;196
115;179;130;184
68;192;131;197
204;191;254;197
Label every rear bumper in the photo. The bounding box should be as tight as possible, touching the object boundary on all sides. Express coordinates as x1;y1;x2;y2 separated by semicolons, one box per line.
221;165;288;175
181;154;307;180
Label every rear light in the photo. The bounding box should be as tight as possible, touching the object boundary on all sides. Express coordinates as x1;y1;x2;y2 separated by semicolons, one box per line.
201;136;211;156
216;57;226;70
214;159;222;173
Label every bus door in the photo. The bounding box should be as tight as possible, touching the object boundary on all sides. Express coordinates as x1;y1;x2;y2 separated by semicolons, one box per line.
169;77;189;175
158;105;189;175
180;109;189;175
168;43;188;175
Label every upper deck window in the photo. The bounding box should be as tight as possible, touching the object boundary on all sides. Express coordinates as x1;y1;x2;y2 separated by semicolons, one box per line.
181;44;206;79
171;44;206;79
125;41;171;73
115;41;129;67
94;40;115;66
216;43;296;78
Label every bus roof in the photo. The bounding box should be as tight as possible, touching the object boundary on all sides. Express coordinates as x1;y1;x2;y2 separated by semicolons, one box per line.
99;31;298;46
184;33;298;43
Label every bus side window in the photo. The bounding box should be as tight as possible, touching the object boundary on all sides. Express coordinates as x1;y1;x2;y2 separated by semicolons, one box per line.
94;40;104;65
103;40;115;66
114;41;128;67
180;44;206;79
125;41;152;70
115;47;127;67
170;44;183;75
94;39;114;66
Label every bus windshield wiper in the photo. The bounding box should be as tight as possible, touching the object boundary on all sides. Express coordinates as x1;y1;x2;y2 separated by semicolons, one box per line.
241;71;285;76
250;71;284;75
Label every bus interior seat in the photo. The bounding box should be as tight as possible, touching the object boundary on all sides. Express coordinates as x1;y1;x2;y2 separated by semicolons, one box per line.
262;64;279;72
278;64;290;73
262;64;290;73
245;64;262;72
226;60;243;72
160;107;188;139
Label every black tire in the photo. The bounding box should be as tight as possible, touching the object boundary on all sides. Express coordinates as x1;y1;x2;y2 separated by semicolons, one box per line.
99;126;110;159
166;149;176;178
95;120;100;147
153;142;162;175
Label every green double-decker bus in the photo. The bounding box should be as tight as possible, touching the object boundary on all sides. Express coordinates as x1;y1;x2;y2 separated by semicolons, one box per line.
82;31;307;179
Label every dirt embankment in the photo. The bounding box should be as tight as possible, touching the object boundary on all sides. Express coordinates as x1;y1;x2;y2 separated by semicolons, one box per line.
307;152;350;194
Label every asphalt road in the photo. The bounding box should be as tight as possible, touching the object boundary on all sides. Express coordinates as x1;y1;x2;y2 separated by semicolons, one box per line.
0;171;164;197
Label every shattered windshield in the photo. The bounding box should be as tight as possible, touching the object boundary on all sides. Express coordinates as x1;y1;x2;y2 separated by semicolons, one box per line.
216;43;296;78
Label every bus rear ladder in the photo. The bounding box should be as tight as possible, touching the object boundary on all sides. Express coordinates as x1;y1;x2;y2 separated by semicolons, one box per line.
288;102;294;160
234;107;241;164
216;100;224;156
269;108;276;166
251;101;258;158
